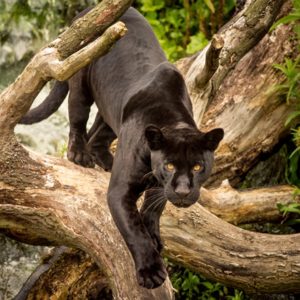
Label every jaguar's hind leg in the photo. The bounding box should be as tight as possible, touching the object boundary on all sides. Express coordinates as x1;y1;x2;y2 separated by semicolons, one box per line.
87;112;116;171
140;189;167;253
67;72;94;168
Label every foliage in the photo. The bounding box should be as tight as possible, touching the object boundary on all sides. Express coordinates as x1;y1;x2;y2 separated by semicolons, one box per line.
0;0;237;63
167;260;245;300
277;199;300;230
274;0;300;228
272;0;300;188
135;0;236;61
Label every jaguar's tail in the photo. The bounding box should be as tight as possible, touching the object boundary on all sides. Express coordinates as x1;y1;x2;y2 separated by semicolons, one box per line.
19;81;69;124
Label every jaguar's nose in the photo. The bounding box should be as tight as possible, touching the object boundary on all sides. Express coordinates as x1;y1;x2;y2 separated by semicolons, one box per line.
175;185;190;198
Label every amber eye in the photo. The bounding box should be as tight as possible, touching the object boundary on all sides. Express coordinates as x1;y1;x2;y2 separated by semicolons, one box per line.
193;163;203;172
166;163;175;171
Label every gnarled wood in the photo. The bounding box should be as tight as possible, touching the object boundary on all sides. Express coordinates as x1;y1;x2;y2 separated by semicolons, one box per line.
184;0;284;125
202;22;295;187
0;152;174;299
0;151;299;294
177;1;294;186
14;247;111;300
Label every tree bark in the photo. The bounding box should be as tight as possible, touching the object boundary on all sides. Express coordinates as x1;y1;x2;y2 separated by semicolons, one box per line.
177;0;294;187
1;152;300;295
0;0;299;297
14;247;112;300
199;180;299;225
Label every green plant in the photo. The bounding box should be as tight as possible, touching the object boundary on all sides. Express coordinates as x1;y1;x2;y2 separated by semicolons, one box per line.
277;202;300;226
167;260;245;300
273;57;300;105
0;0;237;62
272;0;300;188
135;0;236;61
270;0;300;38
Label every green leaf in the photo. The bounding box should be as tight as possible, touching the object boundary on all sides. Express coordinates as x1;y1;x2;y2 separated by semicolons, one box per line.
285;111;300;126
202;281;214;290
186;32;208;54
203;0;215;13
270;13;300;30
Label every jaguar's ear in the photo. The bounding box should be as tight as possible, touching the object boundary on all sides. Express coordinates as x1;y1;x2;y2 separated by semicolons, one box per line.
145;125;164;150
203;128;224;151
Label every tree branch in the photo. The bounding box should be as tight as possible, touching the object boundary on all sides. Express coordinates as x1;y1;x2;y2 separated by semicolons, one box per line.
42;22;127;81
0;1;130;131
1;150;300;294
162;202;300;294
53;0;133;59
200;180;298;225
0;152;174;299
182;0;284;126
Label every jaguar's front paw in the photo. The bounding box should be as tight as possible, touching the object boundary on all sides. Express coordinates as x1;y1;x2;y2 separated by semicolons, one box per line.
136;256;167;289
67;143;95;168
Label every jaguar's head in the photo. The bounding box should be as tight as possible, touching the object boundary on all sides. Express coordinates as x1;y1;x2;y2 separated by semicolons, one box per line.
145;125;224;207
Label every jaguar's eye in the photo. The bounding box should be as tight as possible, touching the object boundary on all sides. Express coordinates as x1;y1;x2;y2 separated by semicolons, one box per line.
193;163;203;172
166;163;175;171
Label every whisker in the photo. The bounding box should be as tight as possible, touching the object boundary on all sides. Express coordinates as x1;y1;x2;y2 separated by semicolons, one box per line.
152;198;166;213
142;194;166;215
144;190;164;203
145;187;164;193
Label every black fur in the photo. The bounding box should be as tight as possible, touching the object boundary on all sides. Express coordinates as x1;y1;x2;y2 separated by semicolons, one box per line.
22;8;224;288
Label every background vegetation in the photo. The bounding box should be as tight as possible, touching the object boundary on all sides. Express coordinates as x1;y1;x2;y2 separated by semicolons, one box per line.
0;0;299;299
0;0;237;62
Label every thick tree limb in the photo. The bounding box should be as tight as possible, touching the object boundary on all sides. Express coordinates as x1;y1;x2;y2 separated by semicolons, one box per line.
13;181;300;298
0;152;174;299
0;152;299;294
200;180;299;225
176;1;295;186
162;203;300;294
183;0;284;125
